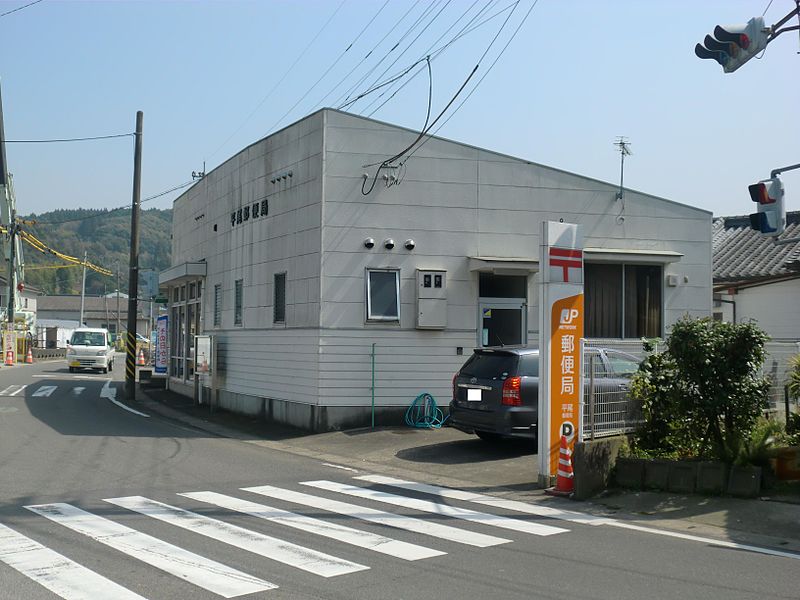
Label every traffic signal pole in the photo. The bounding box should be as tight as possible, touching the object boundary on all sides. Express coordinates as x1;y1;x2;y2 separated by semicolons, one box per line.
770;162;800;246
126;111;143;399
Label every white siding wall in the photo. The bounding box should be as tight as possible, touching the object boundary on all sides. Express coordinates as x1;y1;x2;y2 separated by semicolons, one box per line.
170;113;324;405
318;110;712;409
716;279;800;341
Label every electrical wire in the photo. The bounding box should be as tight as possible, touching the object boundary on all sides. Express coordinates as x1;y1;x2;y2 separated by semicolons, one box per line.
256;0;392;135
362;0;506;117
312;0;423;111
400;0;538;165
30;180;194;225
0;0;44;19
5;132;133;143
361;56;433;195
335;0;443;109
340;0;453;113
762;0;774;17
205;0;349;163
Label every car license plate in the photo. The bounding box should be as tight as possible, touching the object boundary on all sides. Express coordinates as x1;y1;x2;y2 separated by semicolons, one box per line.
467;388;481;402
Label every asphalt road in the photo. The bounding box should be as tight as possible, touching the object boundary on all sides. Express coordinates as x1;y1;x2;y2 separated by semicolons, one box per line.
0;357;797;600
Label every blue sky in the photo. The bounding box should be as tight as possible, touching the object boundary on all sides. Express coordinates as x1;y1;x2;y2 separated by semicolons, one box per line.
1;0;798;218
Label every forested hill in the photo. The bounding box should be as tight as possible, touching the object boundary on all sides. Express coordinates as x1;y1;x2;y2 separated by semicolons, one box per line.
18;207;172;296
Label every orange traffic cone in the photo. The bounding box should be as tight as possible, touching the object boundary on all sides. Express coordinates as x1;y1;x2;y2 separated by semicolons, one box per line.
4;350;14;366
25;348;33;364
136;349;146;366
545;435;574;497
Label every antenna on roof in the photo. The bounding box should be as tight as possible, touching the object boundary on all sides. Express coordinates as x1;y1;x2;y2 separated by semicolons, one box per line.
614;136;632;202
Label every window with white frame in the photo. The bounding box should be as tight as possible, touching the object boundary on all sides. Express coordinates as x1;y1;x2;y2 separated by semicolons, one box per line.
366;268;400;321
234;279;243;326
273;272;286;323
585;263;662;338
213;284;221;327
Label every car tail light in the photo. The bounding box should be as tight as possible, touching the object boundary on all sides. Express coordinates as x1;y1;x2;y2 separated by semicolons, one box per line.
502;376;522;406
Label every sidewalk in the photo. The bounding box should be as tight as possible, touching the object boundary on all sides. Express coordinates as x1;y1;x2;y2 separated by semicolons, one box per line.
136;386;800;556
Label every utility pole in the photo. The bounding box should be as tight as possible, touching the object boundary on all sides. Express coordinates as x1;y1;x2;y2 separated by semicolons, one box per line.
1;81;17;339
126;111;143;399
116;266;120;347
79;251;87;326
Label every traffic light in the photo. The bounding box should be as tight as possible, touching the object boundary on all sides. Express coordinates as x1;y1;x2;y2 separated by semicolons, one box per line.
695;17;768;73
748;176;785;236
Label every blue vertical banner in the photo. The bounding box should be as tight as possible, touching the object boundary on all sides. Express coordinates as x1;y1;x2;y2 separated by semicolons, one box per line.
155;315;168;374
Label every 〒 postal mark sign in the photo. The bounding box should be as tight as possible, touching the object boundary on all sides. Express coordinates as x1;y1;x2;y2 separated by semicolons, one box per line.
538;221;584;481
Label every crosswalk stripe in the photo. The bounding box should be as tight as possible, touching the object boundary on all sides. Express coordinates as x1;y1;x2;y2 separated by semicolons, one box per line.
0;384;26;396
32;386;57;397
0;523;147;600
25;503;274;598
242;485;510;548
106;496;368;578
181;491;445;561
355;475;611;526
301;481;569;537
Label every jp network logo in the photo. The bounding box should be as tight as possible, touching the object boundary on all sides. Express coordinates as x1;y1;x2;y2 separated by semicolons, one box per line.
560;308;579;324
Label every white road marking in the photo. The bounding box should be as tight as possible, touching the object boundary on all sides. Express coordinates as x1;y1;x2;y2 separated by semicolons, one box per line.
25;503;274;598
72;387;85;396
100;380;149;417
32;386;57;397
105;496;368;578
302;480;569;537
609;521;800;561
322;463;359;473
0;384;26;396
355;475;611;526
0;523;146;600
0;406;19;413
243;485;510;548
181;491;445;561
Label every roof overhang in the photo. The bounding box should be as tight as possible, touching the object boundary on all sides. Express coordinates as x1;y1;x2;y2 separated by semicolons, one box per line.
159;262;207;285
583;248;683;264
468;257;539;275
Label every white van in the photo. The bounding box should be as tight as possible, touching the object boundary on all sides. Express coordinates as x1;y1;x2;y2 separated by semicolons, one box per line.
67;327;115;373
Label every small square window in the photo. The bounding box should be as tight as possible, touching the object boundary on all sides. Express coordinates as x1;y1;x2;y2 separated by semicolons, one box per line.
367;269;400;321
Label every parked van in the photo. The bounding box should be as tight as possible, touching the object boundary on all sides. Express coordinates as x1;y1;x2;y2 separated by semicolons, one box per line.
67;328;115;373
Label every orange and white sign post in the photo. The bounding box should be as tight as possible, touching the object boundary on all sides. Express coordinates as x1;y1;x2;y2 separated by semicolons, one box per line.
538;221;584;486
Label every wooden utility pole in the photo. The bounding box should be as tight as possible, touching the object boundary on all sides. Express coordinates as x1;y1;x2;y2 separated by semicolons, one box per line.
126;111;143;398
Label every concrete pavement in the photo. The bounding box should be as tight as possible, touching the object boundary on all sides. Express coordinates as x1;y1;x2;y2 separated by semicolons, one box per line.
136;385;800;557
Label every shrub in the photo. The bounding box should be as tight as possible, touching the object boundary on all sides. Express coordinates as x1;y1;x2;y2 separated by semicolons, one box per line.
630;317;771;463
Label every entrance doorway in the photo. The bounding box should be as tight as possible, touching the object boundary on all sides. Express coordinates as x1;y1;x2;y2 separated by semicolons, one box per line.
478;273;528;347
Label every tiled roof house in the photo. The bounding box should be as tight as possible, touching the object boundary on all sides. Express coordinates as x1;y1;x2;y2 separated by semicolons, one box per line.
712;211;800;340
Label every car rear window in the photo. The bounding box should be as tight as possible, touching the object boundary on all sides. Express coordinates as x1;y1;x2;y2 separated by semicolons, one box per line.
459;353;518;379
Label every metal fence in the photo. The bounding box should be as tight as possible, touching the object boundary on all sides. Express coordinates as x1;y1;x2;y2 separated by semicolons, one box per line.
762;341;800;419
580;338;800;440
581;338;660;439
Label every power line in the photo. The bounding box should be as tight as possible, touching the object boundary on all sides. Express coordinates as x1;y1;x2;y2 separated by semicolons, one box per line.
205;0;349;163
312;0;424;111
256;0;393;138
0;0;44;19
29;180;194;225
401;0;538;164
362;0;505;117
5;132;134;143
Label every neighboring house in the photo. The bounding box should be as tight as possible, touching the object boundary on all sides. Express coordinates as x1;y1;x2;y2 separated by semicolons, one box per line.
161;108;712;431
712;211;800;341
36;294;150;338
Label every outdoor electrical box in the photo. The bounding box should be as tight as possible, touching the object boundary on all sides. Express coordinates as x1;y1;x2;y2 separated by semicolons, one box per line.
416;269;447;329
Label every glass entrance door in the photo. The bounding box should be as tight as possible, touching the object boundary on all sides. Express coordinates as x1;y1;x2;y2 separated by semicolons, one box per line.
479;299;526;347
